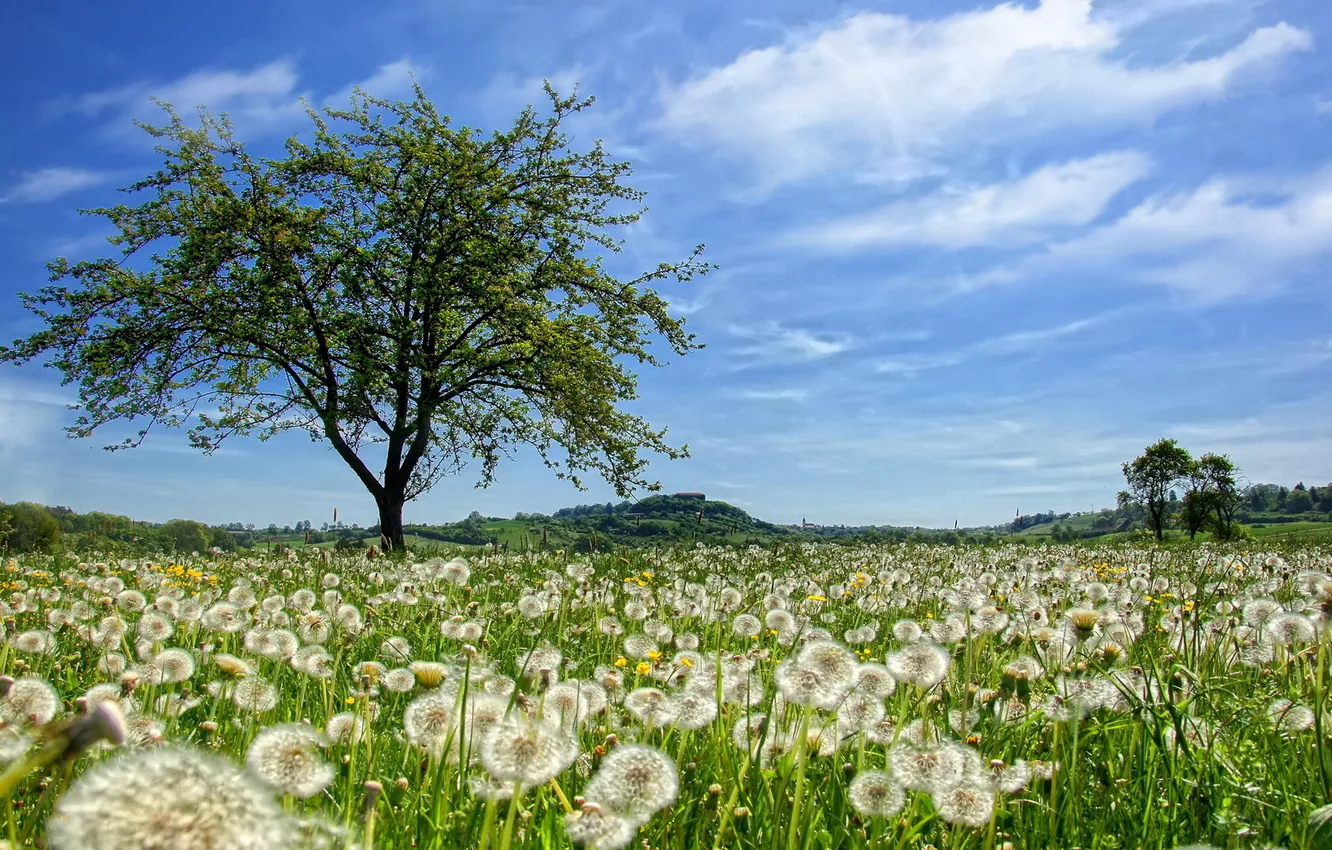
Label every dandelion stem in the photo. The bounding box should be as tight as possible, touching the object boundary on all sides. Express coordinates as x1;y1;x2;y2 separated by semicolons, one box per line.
476;793;499;850
786;708;812;850
497;782;523;850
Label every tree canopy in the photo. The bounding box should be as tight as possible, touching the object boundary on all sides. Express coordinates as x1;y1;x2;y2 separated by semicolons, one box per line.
0;84;712;551
1121;439;1194;541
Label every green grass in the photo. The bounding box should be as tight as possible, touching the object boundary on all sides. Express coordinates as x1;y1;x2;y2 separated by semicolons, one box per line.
1248;522;1332;541
2;541;1330;849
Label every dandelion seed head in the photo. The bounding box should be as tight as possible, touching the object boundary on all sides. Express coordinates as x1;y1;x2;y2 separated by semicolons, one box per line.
136;611;174;643
848;770;905;818
247;724;335;804
1;677;60;726
520;646;563;680
670;692;718;731
583;744;679;821
380;636;413;663
564;802;638;849
325;712;367;745
935;780;995;828
855;663;897;699
890;742;968;794
12;629;57;655
731;614;761;638
383;668;417;693
232;677;279;713
892;621;923;643
201;602;245;634
152;648;196;684
480;713;579;786
1267;612;1316;646
48;746;296;850
885;642;951;689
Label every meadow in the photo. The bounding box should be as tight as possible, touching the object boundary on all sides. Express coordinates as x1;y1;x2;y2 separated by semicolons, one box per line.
0;541;1330;849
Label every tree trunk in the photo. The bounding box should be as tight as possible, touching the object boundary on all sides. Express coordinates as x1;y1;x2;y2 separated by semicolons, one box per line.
1149;502;1166;540
377;495;406;553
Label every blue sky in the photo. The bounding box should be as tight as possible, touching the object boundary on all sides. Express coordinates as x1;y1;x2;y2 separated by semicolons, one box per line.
2;0;1331;529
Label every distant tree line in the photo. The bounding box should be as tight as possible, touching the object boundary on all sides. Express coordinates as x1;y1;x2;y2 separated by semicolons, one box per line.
0;502;244;555
1242;482;1332;515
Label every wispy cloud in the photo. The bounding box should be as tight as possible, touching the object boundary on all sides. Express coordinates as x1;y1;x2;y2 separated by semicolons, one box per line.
0;378;69;452
658;1;1310;189
64;58;428;138
872;311;1123;377
795;152;1153;250
736;388;808;402
963;162;1332;302
727;322;851;363
975;316;1108;355
1;167;111;204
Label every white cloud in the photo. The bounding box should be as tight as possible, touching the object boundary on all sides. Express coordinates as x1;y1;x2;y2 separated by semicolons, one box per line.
874;353;963;377
737;388;808;402
728;322;851;362
969;163;1332;301
974;456;1041;470
976;315;1108;355
872;310;1122;376
76;59;306;129
798;152;1152;250
325;60;427;109
0;380;67;453
985;483;1082;496
1;167;111;204
659;0;1311;188
69;58;426;137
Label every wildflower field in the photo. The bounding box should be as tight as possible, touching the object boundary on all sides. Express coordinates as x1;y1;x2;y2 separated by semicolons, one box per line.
1;543;1330;850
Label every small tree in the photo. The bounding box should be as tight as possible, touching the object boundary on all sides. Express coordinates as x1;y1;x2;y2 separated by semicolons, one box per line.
161;519;213;553
1194;453;1242;540
0;85;710;552
1178;461;1213;540
1178;489;1210;540
1122;439;1194;541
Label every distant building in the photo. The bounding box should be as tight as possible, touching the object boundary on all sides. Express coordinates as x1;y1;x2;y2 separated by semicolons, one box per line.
674;492;706;500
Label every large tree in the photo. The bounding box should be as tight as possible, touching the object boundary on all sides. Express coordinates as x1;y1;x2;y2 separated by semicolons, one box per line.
1122;439;1194;540
0;85;711;551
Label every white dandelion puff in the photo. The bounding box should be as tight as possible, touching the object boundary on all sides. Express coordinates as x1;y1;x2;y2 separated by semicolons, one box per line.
47;746;296;850
582;744;679;822
848;770;905;818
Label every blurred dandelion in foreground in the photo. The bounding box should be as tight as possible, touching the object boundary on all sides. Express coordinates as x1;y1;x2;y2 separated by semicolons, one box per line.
46;746;295;850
